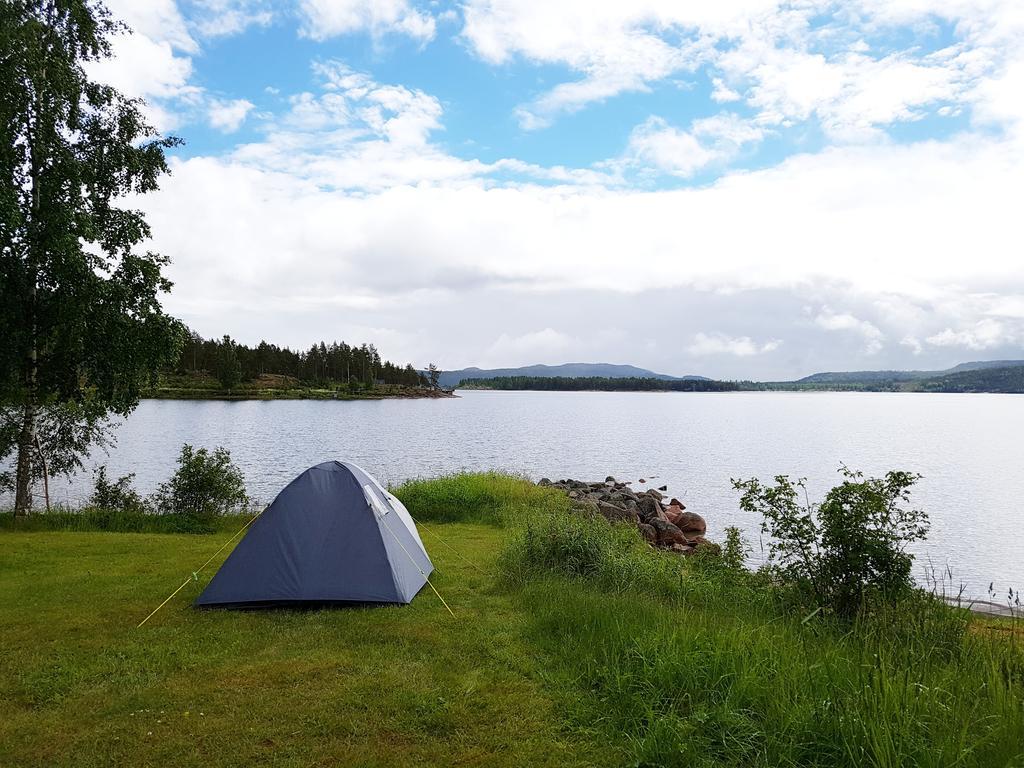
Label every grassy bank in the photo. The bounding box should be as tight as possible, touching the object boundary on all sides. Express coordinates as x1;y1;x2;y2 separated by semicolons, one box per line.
0;506;255;534
2;474;1022;767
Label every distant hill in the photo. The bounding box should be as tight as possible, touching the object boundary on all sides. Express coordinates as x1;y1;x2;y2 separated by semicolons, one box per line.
913;365;1024;393
796;359;1024;386
458;375;736;392
439;363;705;389
440;359;1024;393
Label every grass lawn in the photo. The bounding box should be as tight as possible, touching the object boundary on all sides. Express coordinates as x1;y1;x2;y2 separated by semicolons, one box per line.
2;472;1023;767
0;524;612;768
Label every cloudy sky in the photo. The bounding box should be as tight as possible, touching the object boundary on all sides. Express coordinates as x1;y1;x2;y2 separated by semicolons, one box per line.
98;0;1023;379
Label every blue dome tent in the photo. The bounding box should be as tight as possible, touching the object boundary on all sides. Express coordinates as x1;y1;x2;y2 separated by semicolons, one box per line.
195;461;433;608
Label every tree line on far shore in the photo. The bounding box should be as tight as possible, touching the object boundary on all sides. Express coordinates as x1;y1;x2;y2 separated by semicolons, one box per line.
458;376;739;392
176;331;439;391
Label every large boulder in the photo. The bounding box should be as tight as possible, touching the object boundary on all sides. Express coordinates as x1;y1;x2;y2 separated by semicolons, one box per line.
675;512;707;536
636;494;665;522
663;503;685;526
649;518;688;546
574;499;601;517
637;523;657;545
597;501;637;524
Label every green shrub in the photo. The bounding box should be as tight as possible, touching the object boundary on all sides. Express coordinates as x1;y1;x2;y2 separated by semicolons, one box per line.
151;444;250;532
733;466;929;618
89;466;147;515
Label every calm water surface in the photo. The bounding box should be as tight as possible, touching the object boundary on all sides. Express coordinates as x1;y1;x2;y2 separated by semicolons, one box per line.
39;391;1024;599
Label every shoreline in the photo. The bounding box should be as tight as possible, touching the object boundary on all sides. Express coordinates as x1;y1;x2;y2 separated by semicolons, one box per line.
142;387;457;402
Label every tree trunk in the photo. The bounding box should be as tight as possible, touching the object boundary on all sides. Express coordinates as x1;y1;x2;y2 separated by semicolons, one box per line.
16;38;44;517
13;398;36;516
35;433;50;513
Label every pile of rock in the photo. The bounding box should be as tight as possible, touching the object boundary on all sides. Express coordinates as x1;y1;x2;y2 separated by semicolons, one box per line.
538;476;719;556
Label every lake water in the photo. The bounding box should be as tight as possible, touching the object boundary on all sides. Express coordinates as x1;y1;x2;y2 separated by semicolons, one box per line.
30;391;1024;600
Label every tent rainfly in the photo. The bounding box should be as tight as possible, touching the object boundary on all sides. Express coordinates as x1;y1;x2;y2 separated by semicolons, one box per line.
195;461;433;608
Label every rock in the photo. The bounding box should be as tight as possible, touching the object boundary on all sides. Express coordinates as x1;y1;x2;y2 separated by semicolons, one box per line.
540;475;718;558
597;500;637;524
636;495;663;522
663;504;685;526
675;512;706;535
649;518;688;546
657;485;667;491
637;523;657;545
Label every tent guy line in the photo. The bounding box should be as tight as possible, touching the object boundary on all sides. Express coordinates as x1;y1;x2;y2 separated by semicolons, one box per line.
136;507;263;628
377;509;456;618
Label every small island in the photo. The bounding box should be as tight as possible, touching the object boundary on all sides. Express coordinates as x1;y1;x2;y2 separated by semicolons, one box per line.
146;331;454;400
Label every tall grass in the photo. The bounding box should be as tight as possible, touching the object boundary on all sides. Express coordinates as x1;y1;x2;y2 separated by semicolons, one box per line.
499;479;1024;767
518;580;1023;767
392;471;566;525
0;505;253;533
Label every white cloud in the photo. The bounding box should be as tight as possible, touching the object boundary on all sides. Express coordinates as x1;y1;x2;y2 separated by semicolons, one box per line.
900;336;924;355
86;0;201;132
814;310;885;354
88;34;195;101
460;1;760;127
460;0;1024;136
79;0;1024;375
228;61;491;191
299;0;435;42
926;319;1016;350
687;333;781;357
142;127;1024;336
621;112;765;177
208;98;255;132
623;117;720;178
105;0;197;53
190;0;275;37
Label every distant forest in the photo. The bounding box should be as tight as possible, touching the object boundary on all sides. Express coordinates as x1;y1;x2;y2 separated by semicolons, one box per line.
737;364;1024;393
175;331;436;390
458;376;739;392
912;365;1024;393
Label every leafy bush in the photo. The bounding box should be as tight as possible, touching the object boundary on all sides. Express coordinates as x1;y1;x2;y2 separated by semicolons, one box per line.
90;466;146;515
720;524;748;572
733;466;929;618
151;444;250;531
